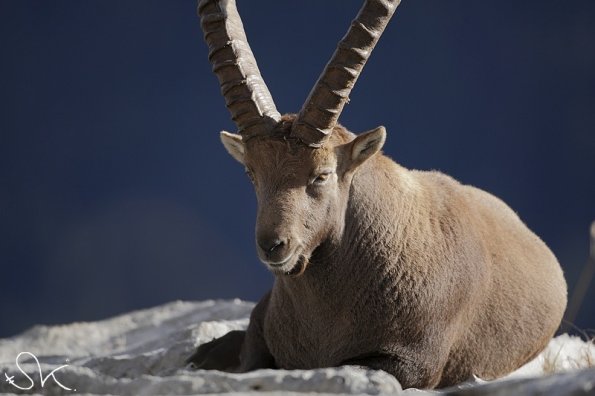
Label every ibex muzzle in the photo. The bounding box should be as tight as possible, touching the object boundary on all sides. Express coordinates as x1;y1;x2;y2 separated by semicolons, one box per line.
254;189;302;271
190;0;567;390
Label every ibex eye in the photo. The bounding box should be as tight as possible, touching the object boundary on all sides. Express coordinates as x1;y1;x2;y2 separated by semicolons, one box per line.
311;172;332;185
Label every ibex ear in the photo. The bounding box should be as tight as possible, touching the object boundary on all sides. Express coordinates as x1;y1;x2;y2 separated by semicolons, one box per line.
220;131;245;165
348;126;386;171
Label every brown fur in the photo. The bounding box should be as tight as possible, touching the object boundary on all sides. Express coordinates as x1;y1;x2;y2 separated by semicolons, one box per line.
188;115;567;389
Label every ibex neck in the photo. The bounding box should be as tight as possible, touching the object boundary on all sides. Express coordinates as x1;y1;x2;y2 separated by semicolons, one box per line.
312;156;417;276
275;155;418;299
344;155;416;254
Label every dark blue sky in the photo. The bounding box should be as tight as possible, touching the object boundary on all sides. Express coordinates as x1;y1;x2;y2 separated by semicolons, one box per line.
1;1;594;337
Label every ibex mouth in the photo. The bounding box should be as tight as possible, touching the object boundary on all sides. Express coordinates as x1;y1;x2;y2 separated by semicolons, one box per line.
266;256;292;267
264;248;309;277
285;255;308;277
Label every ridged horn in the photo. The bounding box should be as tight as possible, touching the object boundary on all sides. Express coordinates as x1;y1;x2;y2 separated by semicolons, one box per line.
198;0;281;136
292;0;401;147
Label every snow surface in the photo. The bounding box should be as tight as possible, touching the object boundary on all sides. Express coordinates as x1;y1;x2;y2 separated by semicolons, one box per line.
0;300;593;395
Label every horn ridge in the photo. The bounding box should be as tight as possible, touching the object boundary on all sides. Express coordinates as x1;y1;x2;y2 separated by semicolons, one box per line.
198;0;281;136
292;0;401;146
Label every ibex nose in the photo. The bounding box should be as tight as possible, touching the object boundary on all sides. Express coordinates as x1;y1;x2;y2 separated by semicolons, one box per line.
260;238;285;253
257;236;290;263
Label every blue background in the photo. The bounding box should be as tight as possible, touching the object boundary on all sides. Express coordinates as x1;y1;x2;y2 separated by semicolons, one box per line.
1;0;594;337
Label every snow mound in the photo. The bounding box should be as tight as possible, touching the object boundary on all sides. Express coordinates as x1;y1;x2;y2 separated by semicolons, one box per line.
504;333;595;379
0;300;593;395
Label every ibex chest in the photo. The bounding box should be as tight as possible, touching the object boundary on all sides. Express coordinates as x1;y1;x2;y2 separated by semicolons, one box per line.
263;273;400;369
263;291;353;369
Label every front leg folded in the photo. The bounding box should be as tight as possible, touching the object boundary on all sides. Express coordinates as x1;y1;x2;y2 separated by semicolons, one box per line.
186;291;275;372
186;329;245;371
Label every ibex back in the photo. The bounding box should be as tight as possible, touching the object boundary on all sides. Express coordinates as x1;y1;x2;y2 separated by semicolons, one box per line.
188;0;567;389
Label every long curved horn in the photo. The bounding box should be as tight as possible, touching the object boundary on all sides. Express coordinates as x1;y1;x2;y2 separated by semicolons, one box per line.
198;0;281;136
292;0;401;147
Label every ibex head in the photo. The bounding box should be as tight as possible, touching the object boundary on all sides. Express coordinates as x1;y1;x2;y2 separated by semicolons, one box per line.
199;0;399;275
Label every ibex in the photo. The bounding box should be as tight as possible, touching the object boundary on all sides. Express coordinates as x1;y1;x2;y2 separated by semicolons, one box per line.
188;0;567;389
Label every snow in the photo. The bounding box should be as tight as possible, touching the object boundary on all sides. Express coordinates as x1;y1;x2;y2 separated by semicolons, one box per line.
503;333;595;379
0;300;593;395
